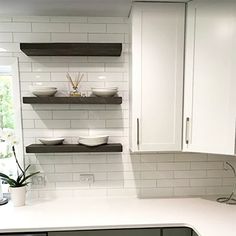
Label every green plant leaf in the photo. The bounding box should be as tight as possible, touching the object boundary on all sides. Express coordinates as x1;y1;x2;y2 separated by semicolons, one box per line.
19;171;40;185
0;172;18;186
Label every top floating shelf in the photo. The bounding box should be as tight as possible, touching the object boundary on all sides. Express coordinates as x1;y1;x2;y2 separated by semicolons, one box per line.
20;43;122;56
23;96;122;104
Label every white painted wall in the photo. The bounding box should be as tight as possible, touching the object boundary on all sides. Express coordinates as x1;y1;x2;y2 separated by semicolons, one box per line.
0;16;234;199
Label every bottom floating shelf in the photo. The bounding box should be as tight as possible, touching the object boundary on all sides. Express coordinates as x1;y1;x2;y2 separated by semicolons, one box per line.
26;143;123;153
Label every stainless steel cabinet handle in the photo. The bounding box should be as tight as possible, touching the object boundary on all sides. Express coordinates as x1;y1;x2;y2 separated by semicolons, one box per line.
137;118;140;146
185;117;190;145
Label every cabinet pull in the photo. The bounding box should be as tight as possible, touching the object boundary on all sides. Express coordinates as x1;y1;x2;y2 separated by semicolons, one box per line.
137;118;140;146
185;117;190;145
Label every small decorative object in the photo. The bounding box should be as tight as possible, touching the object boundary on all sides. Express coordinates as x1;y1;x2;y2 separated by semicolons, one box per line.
66;72;84;97
39;137;64;145
91;87;118;97
0;130;40;207
78;135;109;146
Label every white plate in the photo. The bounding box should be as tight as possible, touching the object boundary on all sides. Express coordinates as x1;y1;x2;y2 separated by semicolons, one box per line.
91;87;118;97
78;135;109;146
32;89;57;97
39;138;64;145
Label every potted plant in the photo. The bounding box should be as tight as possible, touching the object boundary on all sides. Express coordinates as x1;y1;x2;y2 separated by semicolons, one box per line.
0;130;39;207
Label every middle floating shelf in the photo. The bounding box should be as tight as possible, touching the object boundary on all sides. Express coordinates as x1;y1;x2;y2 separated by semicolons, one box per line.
26;144;123;153
23;96;122;104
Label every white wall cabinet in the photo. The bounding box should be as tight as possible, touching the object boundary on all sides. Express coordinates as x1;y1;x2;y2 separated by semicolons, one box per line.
183;0;236;155
129;3;185;152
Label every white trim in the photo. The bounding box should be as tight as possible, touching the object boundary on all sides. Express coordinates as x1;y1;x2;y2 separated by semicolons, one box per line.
0;57;24;168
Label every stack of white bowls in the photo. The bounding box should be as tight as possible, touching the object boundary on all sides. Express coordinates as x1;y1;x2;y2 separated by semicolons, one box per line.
30;85;57;97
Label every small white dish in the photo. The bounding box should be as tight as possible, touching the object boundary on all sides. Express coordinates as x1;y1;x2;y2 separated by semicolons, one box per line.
91;87;118;97
39;138;64;145
30;85;57;90
78;135;109;146
32;89;57;97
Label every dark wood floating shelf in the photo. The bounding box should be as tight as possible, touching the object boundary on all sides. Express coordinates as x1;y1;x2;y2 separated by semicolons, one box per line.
26;144;123;153
20;43;122;56
23;96;122;104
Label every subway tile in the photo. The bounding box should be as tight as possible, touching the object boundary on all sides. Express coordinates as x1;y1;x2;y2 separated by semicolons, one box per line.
206;186;232;195
32;62;68;72
88;33;124;43
53;111;88;119
0;23;31;32
140;188;173;198
190;178;222;187
20;72;50;82
88;17;126;23
51;33;87;42
22;110;52;119
13;16;50;22
32;23;69;32
13;33;50;42
89;110;123;119
69;63;104;72
0;33;12;42
19;62;32;72
70;23;106;33
105;63;128;72
72;154;106;164
106;119;128;128
55;164;89;173
174;187;206;196
46;173;73;182
157;179;189;188
71;120;105;129
87;72;123;82
0;17;12;22
174;170;207;179
107;23;129;33
50;17;87;23
35;120;71;129
22;120;34;129
0;43;20;52
157;162;190;171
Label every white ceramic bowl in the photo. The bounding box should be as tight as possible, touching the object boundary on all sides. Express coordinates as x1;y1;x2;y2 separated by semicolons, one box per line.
78;135;109;146
39;138;64;145
91;87;118;97
32;89;57;97
30;85;57;91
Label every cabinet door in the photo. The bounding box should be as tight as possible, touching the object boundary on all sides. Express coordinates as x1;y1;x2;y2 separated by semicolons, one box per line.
183;0;236;155
130;3;185;152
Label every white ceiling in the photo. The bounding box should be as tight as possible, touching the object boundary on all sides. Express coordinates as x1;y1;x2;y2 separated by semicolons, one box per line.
0;0;193;17
0;0;133;17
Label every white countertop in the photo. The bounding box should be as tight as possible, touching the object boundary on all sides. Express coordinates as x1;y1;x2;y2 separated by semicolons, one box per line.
0;197;235;235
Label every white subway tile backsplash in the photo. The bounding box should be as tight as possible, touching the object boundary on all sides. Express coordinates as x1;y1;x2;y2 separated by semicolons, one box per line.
13;33;50;42
51;33;87;42
13;16;50;22
69;63;104;72
88;33;124;43
0;33;12;42
32;62;69;72
0;15;229;199
107;24;129;33
0;23;31;32
32;23;69;32
20;72;50;82
50;17;87;23
70;23;106;33
88;17;125;23
0;43;20;52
